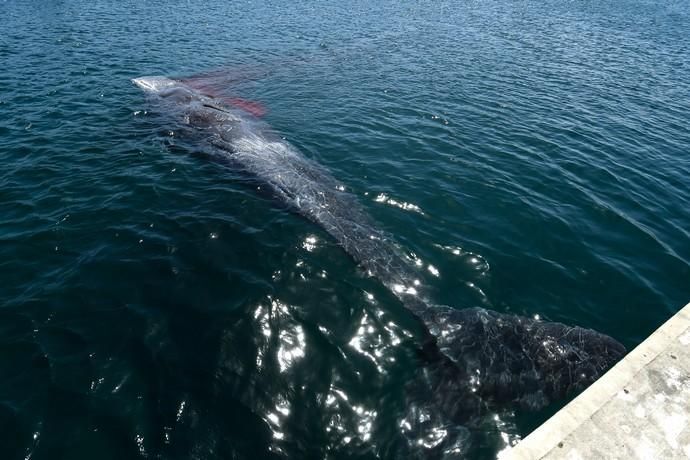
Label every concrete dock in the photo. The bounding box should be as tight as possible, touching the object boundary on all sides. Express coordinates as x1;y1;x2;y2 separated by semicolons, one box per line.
502;301;690;459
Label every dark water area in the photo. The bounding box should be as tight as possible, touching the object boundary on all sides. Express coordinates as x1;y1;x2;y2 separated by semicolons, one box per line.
1;0;689;458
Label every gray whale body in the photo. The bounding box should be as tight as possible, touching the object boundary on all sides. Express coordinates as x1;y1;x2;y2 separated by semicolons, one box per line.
133;75;625;454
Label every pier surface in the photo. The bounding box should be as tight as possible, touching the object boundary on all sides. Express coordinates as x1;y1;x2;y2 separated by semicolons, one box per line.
503;302;690;459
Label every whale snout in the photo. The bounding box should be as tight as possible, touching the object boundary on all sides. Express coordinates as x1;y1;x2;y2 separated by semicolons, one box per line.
132;76;176;93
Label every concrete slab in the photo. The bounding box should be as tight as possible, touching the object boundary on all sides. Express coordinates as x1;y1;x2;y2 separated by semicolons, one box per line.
501;301;690;460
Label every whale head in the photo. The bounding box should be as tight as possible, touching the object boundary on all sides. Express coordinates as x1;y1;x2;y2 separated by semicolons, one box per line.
132;76;202;108
132;76;177;94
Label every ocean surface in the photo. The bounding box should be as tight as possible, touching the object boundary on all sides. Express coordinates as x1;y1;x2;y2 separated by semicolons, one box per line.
1;0;689;458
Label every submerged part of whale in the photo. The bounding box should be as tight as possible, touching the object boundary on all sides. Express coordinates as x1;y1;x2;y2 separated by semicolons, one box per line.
132;75;625;450
419;306;625;410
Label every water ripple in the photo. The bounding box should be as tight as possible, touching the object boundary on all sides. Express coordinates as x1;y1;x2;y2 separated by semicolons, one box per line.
1;0;689;458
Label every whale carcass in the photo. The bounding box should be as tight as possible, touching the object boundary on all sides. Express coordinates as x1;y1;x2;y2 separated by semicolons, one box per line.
132;75;625;454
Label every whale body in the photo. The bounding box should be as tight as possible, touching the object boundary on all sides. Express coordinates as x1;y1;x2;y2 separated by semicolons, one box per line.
133;75;625;454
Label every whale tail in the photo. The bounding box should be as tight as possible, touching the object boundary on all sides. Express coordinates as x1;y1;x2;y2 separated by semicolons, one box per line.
394;304;625;458
414;305;625;412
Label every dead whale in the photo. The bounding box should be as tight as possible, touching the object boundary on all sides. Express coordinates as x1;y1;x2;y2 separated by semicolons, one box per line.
133;75;625;455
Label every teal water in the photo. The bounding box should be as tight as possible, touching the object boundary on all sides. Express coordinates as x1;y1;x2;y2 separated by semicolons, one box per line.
1;0;689;458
